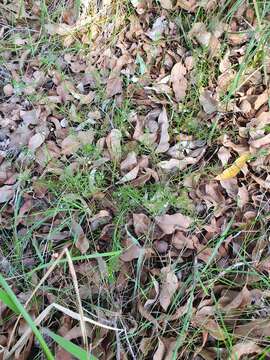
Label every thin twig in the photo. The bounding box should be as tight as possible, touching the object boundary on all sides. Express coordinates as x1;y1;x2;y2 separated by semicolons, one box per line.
65;248;88;350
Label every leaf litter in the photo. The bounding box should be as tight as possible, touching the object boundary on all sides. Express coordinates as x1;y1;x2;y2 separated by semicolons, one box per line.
0;0;270;359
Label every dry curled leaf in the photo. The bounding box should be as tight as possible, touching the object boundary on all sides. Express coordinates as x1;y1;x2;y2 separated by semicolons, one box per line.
235;318;270;338
90;210;112;231
121;152;137;172
176;0;197;11
254;90;269;110
189;22;211;47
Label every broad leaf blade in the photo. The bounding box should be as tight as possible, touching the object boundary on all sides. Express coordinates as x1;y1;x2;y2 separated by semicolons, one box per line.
47;330;97;360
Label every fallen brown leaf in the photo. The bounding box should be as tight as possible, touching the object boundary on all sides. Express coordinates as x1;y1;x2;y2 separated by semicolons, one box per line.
90;210;112;231
120;152;137;172
28;133;45;152
106;129;122;162
176;0;197;11
234;318;270;338
230;341;262;360
61;135;81;155
0;185;15;203
156;107;170;153
217;146;231;167
171;62;187;102
106;77;123;98
219;286;251;311
250;133;270;148
199;90;218;114
237;185;249;208
189;22;211;47
117;165;140;184
155;213;192;234
153;338;166;360
159;266;179;311
71;220;89;254
157;157;197;172
146;17;167;41
254;90;269;110
160;0;173;10
120;240;144;262
133;213;151;236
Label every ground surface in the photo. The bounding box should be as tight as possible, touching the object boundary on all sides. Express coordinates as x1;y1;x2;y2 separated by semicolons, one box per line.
0;0;270;359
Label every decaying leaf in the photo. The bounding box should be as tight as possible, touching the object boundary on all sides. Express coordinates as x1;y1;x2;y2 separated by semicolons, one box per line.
159;267;179;311
61;135;81;155
106;129;122;162
146;17;167;41
28;133;45;152
189;22;211;47
156;107;170;153
120;239;144;262
250;133;270;148
106;76;123;97
155;213;192;234
133;213;151;236
254;90;269;110
199;90;218;114
90;210;112;231
237;185;249;208
234;318;270;338
71;220;89;254
157;157;197;172
0;185;15;203
117;165;140;184
176;0;197;11
230;341;262;359
217;146;231;167
160;0;173;10
121;152;137;172
171;62;187;102
153;338;166;360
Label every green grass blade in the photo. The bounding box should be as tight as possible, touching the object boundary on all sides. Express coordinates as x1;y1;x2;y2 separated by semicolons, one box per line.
0;289;20;314
46;330;97;360
0;274;54;360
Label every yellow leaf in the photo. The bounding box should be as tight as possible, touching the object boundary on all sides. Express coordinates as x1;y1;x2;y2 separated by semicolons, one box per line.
216;152;251;180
